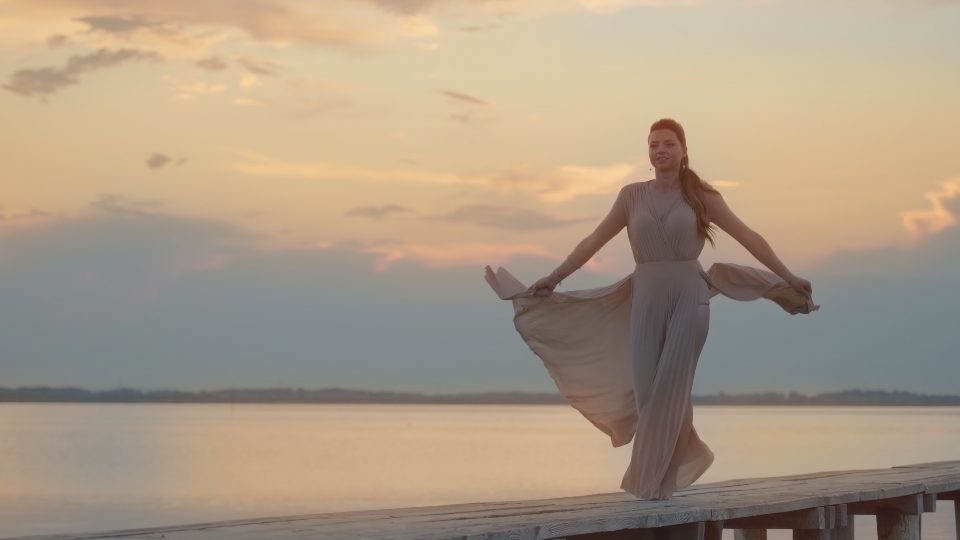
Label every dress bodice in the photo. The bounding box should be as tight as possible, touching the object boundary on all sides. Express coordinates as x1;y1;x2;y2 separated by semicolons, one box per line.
618;181;706;264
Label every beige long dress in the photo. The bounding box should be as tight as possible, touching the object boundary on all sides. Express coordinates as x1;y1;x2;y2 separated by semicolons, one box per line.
485;181;817;500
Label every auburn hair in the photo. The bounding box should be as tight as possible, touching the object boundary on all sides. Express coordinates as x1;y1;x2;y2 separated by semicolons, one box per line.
649;118;719;247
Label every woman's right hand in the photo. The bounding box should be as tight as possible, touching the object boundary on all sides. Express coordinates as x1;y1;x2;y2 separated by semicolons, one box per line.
528;273;561;295
786;275;813;299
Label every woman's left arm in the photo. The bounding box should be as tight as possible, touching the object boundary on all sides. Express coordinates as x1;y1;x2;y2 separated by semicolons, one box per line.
707;192;813;298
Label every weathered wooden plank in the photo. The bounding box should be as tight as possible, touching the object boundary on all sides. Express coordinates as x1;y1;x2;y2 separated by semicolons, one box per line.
893;461;960;469
12;461;960;540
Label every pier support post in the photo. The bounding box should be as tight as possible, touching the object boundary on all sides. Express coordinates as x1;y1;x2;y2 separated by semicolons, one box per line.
876;513;920;540
705;521;724;540
735;529;767;540
832;516;854;540
935;491;960;540
793;530;830;540
849;493;923;540
923;494;937;513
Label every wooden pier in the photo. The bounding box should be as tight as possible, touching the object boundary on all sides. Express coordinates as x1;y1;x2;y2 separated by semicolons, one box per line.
18;461;960;540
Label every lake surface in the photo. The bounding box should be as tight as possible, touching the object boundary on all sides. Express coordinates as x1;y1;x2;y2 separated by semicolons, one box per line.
1;404;958;539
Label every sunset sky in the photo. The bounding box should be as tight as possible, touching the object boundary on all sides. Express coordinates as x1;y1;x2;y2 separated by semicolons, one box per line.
1;0;959;394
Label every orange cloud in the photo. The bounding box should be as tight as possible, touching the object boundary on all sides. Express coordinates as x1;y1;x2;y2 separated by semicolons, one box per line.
8;0;421;49
577;0;707;13
4;0;712;53
712;180;740;188
359;242;557;271
304;237;558;271
232;152;635;203
901;179;960;240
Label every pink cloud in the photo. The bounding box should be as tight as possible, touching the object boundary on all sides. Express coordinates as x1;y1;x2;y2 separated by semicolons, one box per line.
901;179;960;240
357;242;557;271
232;152;635;203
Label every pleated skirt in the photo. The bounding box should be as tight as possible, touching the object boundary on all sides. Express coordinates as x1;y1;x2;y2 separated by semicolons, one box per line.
620;260;714;499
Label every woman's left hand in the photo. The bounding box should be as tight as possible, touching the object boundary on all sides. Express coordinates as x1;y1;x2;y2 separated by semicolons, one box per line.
787;275;813;299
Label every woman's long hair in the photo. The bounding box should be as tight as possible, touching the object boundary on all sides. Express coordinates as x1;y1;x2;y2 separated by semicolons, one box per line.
649;118;719;247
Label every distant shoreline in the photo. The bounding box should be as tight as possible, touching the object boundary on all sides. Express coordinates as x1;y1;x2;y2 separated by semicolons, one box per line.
2;387;960;406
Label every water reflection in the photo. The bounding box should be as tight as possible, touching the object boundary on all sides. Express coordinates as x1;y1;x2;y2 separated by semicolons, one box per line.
0;404;957;538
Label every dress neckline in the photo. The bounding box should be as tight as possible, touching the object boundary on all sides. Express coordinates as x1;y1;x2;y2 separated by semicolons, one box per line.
643;181;684;223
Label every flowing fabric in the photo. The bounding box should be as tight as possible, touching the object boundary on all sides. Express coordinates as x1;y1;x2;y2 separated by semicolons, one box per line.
484;181;817;500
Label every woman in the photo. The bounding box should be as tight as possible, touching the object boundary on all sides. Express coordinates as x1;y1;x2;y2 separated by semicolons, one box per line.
485;118;816;500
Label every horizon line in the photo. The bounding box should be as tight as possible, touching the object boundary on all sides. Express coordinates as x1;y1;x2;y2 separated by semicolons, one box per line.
2;386;960;406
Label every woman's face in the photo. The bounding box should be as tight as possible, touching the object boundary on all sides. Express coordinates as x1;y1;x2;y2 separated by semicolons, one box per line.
648;129;686;173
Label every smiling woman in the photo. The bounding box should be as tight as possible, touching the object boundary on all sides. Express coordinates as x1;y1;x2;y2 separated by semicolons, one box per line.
486;118;818;500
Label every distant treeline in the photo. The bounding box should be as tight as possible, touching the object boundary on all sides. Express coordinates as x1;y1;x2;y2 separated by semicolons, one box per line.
1;387;960;406
0;387;567;405
692;390;960;406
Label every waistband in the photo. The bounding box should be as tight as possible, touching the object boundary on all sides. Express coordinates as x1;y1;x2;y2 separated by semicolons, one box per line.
634;259;702;268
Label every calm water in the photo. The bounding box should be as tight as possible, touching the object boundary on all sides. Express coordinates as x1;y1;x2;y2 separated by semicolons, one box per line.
0;404;958;539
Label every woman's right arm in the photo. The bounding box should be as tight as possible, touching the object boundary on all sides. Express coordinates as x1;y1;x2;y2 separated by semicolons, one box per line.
529;190;628;293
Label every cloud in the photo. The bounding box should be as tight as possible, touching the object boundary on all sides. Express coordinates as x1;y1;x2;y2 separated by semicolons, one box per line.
2;198;959;394
696;210;960;395
364;0;450;14
286;78;354;115
0;207;57;222
162;75;227;100
13;0;391;48
712;180;739;188
8;0;711;60
232;152;637;202
363;0;705;17
345;204;412;219
0;209;562;392
90;194;164;215
239;74;264;89
437;89;491;106
577;0;707;13
70;14;216;52
195;57;228;71
399;16;439;36
458;23;500;32
235;97;267;107
437;90;494;124
900;179;960;240
76;15;158;33
361;0;520;15
19;208;56;219
355;240;557;271
430;205;594;231
238;56;281;76
147;154;173;169
450;109;495;125
46;34;71;47
4;48;161;97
